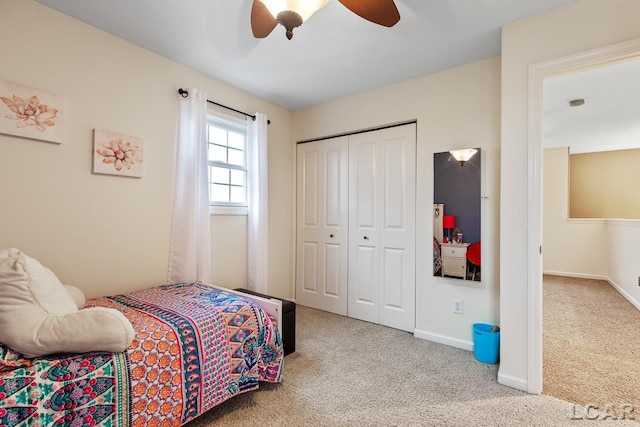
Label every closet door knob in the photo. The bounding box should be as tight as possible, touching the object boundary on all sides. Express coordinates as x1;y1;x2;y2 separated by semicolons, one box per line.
330;234;334;238
363;236;369;240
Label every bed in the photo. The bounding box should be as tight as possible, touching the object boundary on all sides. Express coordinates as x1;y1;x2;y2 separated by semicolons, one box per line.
433;237;443;276
0;282;284;426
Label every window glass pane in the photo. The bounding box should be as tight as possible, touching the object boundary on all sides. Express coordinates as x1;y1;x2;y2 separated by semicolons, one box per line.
209;144;227;163
207;114;248;208
230;186;245;204
209;126;227;145
230;169;245;186
212;166;230;184
211;184;230;203
228;148;244;167
228;132;245;150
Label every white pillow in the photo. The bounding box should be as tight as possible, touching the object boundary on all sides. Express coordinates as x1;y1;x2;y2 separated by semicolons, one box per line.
64;284;86;309
0;248;134;357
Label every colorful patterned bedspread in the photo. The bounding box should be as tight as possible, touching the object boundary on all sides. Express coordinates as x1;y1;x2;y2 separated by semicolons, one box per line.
0;283;283;426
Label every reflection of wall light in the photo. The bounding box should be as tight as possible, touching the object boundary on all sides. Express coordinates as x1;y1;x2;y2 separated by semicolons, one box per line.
449;148;478;166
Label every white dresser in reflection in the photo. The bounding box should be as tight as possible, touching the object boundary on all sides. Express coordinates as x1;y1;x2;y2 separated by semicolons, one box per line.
441;242;470;279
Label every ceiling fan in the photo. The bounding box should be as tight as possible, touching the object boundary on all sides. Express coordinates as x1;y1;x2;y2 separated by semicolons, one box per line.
251;0;400;40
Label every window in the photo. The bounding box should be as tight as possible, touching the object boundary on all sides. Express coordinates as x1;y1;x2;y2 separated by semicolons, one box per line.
207;114;248;214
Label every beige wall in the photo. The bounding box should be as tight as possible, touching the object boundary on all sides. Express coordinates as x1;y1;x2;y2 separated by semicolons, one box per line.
293;57;502;348
501;0;640;390
543;148;606;277
570;149;640;218
606;219;640;310
543;149;640;309
0;1;294;299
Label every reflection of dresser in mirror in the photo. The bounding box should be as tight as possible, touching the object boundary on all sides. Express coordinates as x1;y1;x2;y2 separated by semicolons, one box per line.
434;203;470;279
441;242;470;279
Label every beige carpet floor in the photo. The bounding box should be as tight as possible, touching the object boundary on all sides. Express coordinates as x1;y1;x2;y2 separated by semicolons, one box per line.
185;304;638;426
543;274;640;410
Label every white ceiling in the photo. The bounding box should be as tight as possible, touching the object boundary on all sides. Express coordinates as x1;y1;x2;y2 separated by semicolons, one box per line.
35;0;581;111
32;0;638;154
544;58;640;154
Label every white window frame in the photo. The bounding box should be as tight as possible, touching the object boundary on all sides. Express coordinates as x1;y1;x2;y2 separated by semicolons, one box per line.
206;109;249;216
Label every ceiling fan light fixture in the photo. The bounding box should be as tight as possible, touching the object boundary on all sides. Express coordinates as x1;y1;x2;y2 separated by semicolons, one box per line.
276;10;303;39
252;0;400;40
260;0;329;39
261;0;328;21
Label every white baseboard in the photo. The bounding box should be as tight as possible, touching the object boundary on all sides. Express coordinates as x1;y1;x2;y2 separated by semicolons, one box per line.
542;270;607;281
497;371;529;392
607;278;640;311
413;328;473;351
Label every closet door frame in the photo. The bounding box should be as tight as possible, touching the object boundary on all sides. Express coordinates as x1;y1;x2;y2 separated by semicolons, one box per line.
295;122;416;332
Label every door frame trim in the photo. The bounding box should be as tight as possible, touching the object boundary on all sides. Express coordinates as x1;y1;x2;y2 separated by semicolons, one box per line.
527;36;640;394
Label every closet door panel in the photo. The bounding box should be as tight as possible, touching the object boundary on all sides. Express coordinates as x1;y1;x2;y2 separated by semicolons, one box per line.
301;242;318;292
297;144;322;307
354;246;376;304
301;151;319;228
296;137;348;315
354;142;376;229
324;242;341;297
384;139;405;228
383;247;405;309
378;124;416;332
348;133;381;324
321;137;349;312
324;148;342;226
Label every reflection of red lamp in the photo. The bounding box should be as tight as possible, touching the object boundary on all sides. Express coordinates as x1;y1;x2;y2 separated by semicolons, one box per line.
443;215;455;243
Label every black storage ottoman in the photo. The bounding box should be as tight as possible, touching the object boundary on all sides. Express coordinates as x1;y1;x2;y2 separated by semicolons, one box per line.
233;288;295;356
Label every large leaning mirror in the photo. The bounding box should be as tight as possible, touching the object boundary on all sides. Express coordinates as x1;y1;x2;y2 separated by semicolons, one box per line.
433;148;481;281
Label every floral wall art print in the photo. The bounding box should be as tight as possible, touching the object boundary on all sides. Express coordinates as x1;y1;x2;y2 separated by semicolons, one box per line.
0;79;64;144
92;129;144;178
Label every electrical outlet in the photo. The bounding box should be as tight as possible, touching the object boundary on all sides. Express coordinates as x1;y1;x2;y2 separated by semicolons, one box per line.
453;298;463;314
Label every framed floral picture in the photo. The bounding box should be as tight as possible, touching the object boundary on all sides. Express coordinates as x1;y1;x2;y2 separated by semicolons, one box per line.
92;129;144;178
0;79;64;144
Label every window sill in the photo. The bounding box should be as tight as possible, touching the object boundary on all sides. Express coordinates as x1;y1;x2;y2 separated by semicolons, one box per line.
210;205;248;216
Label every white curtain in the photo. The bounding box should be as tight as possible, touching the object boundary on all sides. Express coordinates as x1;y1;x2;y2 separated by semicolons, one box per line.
167;88;212;284
247;113;269;293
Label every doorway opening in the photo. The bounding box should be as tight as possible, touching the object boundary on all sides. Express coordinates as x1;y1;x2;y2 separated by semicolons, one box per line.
528;37;640;395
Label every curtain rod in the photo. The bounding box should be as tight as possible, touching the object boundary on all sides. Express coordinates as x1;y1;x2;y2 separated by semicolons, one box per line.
177;88;270;125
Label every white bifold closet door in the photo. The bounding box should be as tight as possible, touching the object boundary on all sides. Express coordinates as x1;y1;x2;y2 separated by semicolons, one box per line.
296;136;349;315
295;123;416;332
348;124;416;332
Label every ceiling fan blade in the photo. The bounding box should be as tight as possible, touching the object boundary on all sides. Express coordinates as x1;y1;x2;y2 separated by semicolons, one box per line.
338;0;400;27
251;0;278;38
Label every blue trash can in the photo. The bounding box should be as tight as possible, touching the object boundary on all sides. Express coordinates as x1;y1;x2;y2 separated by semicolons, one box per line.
473;323;500;364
